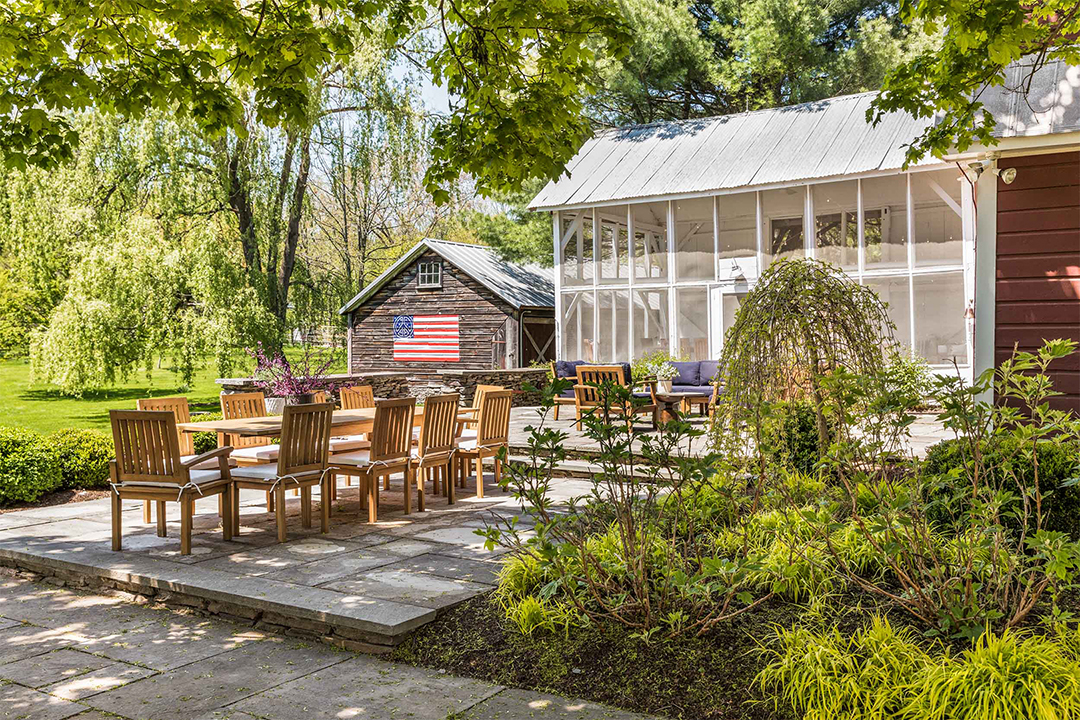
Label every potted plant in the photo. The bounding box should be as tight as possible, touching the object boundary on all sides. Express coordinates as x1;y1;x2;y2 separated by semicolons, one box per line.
248;343;336;415
632;350;681;394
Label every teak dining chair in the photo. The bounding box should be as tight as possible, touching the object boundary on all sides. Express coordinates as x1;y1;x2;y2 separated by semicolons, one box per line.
228;402;335;543
109;410;234;555
135;396;233;523
220;392;279;464
340;385;376;410
412;393;459;509
454;389;512;499
458;384;504;437
331;398;416;522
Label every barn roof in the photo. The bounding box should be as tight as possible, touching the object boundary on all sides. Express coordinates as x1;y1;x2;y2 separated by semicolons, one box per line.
338;239;555;315
529;58;1080;211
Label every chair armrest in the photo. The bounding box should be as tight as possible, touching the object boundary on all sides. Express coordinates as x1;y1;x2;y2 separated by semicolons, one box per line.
180;446;233;468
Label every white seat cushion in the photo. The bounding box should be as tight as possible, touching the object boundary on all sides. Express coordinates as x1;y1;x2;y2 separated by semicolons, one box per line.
329;435;370;453
330;450;372;468
230;464;323;482
231;444;279;462
181;454;236;470
119;468;224;489
456;438;478;452
456;429;478;441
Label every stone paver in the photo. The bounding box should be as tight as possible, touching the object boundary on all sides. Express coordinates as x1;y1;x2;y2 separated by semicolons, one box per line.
323;567;493;609
0;567;660;720
388;552;503;585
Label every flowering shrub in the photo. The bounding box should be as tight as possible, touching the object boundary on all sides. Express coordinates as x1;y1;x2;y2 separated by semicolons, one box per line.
248;343;337;398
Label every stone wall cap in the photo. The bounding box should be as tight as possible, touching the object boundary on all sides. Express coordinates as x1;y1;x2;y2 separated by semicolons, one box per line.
435;368;548;377
217;371;409;385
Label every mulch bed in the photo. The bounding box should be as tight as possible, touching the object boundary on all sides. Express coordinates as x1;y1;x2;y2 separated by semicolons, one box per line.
390;593;801;720
0;488;111;514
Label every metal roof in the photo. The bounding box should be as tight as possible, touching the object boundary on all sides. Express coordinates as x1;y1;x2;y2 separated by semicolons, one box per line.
338;239;554;315
530;59;1080;211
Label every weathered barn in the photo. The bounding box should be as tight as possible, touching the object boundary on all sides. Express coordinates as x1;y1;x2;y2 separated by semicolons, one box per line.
339;239;555;372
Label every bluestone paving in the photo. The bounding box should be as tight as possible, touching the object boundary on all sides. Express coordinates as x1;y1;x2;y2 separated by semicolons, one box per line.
261;547;400;585
230;654;503;719
0;647;114;688
85;636;349;720
322;568;493;609
461;689;658;719
0;625;75;665
41;661;156;700
84;614;264;671
388;553;503;584
0;682;83;720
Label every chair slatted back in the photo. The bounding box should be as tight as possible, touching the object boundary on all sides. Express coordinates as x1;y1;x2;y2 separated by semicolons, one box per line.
136;396;194;455
369;398;416;463
311;391;328;405
340;385;375;410
109;410;185;484
476;390;513;448
417;394;458;459
220;392;272;448
466;384;503;430
277;402;334;477
573;384;602;407
577;365;625;387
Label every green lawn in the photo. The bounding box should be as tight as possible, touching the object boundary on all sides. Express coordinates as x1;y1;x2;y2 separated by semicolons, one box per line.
0;348;346;435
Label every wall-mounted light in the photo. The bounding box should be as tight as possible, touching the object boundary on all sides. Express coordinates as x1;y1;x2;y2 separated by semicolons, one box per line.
993;167;1018;184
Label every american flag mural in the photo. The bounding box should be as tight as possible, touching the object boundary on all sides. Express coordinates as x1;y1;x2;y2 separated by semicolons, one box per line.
392;315;460;362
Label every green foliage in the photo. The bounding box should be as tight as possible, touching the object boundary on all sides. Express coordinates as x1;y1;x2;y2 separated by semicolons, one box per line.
712;257;894;478
0;426;61;505
923;437;1080;537
190;412;223;455
590;0;928;125
0;265;44;358
465;177;554;266
760;401;830;475
45;428;113;490
760;617;1080;720
882;350;936;409
630;349;685;383
871;0;1079;165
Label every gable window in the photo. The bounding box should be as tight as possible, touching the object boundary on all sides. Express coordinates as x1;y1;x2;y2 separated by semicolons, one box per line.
417;260;442;289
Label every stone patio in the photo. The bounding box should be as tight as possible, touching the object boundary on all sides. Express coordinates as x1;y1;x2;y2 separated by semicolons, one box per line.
0;572;657;719
0;471;589;650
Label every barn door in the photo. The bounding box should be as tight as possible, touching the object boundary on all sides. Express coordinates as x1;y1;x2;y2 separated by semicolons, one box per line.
521;316;555;365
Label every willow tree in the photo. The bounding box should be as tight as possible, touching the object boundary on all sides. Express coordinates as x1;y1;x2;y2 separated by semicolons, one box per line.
713;258;895;475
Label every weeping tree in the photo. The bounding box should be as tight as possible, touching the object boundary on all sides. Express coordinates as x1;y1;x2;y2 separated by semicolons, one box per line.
713;258;895;480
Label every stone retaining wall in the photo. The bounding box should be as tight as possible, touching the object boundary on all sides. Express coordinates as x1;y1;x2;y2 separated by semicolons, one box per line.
216;368;549;407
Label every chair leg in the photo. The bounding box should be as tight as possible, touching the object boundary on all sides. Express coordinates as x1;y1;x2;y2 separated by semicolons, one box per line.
180;495;193;555
554;403;560;420
475;457;484;498
156;501;167;537
416;467;425;513
320;476;330;534
384;474;390;490
111;491;122;551
367;475;378;524
494;457;502;487
143;500;152;524
301;485;312;529
267;490;275;513
275;484;288;543
217;493;223;517
232;484;242;537
447;462;455;505
221;487;233;541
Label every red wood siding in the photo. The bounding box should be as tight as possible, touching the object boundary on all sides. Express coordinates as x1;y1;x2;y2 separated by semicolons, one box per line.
349;250;517;371
995;151;1080;412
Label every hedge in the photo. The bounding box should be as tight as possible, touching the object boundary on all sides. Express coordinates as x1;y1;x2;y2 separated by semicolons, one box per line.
0;426;62;505
45;428;114;490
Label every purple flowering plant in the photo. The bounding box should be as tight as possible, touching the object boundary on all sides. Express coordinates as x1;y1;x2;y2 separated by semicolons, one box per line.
248;343;338;398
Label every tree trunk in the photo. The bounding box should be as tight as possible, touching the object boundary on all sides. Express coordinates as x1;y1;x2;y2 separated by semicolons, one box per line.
277;132;311;332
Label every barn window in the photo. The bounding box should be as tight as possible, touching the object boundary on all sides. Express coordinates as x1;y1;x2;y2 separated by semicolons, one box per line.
417;260;442;289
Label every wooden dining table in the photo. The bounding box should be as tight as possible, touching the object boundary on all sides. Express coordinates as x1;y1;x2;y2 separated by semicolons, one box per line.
177;407;425;444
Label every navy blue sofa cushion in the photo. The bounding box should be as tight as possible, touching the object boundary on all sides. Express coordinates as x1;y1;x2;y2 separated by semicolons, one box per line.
670;361;700;387
699;360;721;385
671;384;709;394
554;360;584;378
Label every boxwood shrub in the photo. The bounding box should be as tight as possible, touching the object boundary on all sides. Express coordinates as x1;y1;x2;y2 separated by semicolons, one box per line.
923;437;1080;537
0;426;62;505
191;411;223;454
45;428;114;490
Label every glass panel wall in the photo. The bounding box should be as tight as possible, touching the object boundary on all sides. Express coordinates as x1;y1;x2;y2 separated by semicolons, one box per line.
718;192;757;259
762;187;805;262
863;277;911;351
598;205;630;282
676;287;709;360
913;273;967;364
813;180;858;271
862;175;907;269
597;290;629;363
912;170;964;267
633;289;669;358
556;168;971;369
675;197;714;280
632;202;668;281
560;212;594;286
